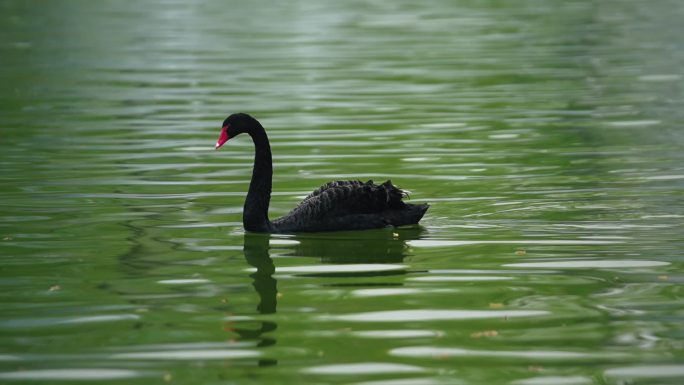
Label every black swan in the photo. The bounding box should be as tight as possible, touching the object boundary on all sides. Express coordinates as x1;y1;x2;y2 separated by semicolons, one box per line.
215;113;429;233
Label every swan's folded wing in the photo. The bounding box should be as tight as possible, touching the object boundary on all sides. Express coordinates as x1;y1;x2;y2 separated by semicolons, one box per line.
285;179;407;221
300;180;365;203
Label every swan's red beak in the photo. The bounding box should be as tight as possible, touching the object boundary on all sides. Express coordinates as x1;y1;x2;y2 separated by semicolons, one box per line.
215;125;230;149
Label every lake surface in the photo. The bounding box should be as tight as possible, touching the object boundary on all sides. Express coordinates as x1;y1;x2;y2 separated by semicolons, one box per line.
1;0;683;384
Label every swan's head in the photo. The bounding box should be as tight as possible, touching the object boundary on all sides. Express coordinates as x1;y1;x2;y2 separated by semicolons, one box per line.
215;113;259;149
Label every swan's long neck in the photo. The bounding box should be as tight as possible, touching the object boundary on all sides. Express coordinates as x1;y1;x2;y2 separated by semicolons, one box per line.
244;124;272;232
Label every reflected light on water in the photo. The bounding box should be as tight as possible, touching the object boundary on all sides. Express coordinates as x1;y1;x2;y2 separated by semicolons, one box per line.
408;240;622;247
353;379;452;385
1;0;683;383
0;314;141;330
304;362;425;375
245;264;407;274
603;365;684;379
324;309;549;322
111;350;260;360
504;260;670;269
391;346;626;361
408;276;513;282
0;369;143;381
352;330;443;339
158;278;211;284
511;376;593;385
351;288;457;297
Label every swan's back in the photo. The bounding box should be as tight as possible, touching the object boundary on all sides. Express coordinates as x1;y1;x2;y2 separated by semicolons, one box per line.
271;180;428;232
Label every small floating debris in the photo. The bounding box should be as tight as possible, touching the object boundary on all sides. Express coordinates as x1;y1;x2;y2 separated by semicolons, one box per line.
470;330;498;338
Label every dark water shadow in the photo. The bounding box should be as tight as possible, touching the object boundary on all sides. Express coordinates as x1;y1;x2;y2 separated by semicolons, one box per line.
231;233;279;367
232;226;425;367
277;226;426;264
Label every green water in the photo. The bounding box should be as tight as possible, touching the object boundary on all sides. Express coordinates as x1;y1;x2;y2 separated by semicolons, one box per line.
1;0;684;384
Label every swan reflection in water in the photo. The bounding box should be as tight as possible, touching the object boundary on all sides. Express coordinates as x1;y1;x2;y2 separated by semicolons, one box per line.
227;227;425;367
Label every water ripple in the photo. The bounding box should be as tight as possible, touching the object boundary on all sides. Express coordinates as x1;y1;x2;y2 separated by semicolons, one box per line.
111;350;260;360
408;276;513;282
304;362;425;375
511;376;593;385
0;369;143;381
408;239;621;247
0;314;140;330
351;288;457;297
323;309;549;322
391;346;626;361
246;264;407;274
504;260;670;269
604;365;684;379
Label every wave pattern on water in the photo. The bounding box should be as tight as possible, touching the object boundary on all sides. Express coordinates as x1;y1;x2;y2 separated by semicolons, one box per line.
1;0;683;384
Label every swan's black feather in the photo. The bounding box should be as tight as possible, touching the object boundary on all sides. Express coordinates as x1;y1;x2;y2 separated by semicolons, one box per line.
217;112;429;233
290;179;402;219
270;179;428;232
